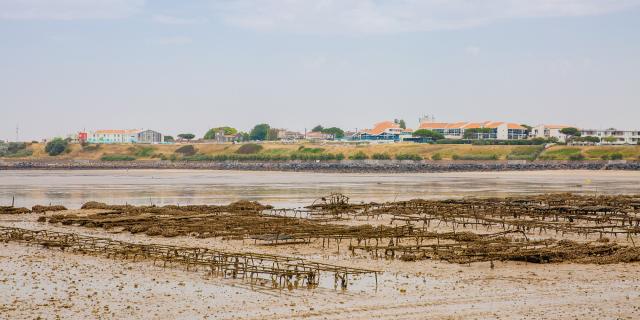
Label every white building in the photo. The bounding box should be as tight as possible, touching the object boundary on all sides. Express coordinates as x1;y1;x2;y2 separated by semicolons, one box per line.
87;130;140;144
529;125;572;142
137;130;163;144
418;121;528;140
581;128;640;145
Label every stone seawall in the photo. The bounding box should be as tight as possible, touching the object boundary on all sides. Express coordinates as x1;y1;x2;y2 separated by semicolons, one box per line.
1;159;639;173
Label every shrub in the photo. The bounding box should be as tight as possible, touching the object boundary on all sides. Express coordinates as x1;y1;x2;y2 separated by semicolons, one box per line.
395;153;423;161
452;154;499;160
236;143;263;154
177;133;195;140
601;154;610;160
349;151;369;160
436;139;473;144
431;153;442;161
81;144;100;152
506;146;544;161
297;147;325;153
610;153;624;160
412;129;444;141
568;153;585;161
290;153;341;161
131;146;155;157
175;145;197;156
45;138;68;156
101;154;136;161
4;149;33;158
540;147;581;160
0;142;31;157
372;153;391;160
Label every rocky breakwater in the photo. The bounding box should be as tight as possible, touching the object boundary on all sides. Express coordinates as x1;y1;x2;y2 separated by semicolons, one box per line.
1;159;639;173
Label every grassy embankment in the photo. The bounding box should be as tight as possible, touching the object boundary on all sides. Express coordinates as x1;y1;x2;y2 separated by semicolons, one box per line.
3;142;640;162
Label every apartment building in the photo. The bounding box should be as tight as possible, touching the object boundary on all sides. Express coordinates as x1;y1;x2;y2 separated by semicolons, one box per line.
418;121;528;140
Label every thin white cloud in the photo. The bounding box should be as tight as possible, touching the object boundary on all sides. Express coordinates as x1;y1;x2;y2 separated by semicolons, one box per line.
149;36;193;45
465;45;481;56
0;0;145;20
152;14;206;25
212;0;640;34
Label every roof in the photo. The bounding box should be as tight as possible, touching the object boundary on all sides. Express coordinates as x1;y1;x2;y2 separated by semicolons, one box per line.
365;121;404;135
94;129;140;134
419;121;526;130
543;124;572;129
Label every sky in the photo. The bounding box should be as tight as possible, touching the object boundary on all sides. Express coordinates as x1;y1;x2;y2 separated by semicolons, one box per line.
1;0;639;141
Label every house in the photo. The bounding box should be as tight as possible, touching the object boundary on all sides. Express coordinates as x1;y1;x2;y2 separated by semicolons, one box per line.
418;121;528;140
305;131;335;141
137;130;163;144
276;129;305;141
87;130;140;144
581;128;640;145
351;121;413;142
210;129;243;143
529;125;572;142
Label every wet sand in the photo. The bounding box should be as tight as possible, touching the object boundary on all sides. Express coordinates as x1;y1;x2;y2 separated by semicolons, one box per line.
3;241;639;319
2;211;640;319
2;169;640;208
2;170;640;319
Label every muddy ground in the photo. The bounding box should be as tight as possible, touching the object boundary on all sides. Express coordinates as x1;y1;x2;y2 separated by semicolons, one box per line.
2;210;640;319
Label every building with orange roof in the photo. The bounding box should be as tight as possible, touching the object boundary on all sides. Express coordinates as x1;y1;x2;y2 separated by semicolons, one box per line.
418;120;528;140
352;121;413;142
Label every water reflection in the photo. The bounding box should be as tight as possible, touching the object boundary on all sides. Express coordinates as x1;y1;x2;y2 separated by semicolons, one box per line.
0;170;639;208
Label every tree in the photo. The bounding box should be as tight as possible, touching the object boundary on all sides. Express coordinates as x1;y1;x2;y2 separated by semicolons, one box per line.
603;136;617;144
521;124;533;131
413;129;444;141
463;128;494;139
560;127;581;137
249;124;270;141
203;127;238;140
577;136;600;144
393;119;407;129
163;136;174;143
45;138;68;156
177;133;195;141
321;127;345;139
267;128;280;141
311;125;324;132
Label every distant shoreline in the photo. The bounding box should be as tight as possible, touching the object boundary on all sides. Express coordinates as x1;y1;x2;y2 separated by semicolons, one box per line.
1;159;638;173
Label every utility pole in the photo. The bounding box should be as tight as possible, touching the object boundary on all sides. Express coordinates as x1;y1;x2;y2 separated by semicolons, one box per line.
15;124;19;142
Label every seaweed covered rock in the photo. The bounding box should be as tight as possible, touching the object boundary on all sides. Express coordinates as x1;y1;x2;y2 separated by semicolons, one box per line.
31;205;67;213
0;206;30;214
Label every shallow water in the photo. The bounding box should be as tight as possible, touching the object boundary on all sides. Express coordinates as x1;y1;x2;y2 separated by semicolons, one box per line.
1;169;639;208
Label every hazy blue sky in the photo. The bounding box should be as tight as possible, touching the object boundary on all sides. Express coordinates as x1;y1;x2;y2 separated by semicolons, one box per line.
1;0;639;141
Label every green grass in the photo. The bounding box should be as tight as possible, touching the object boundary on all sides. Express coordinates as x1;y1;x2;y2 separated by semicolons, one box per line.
506;146;544;161
371;153;392;160
395;153;423;161
101;154;137;161
349;151;369;160
539;148;581;160
129;146;155;157
182;153;344;161
297;146;325;153
452;154;500;160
